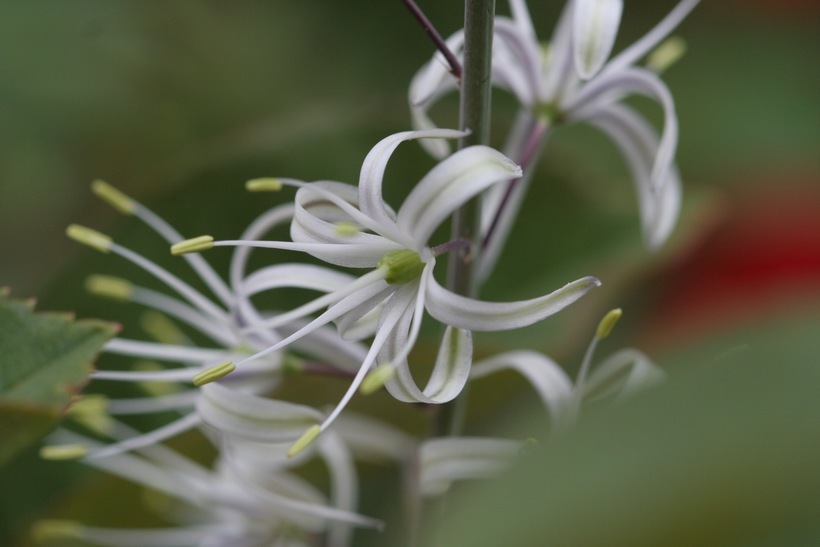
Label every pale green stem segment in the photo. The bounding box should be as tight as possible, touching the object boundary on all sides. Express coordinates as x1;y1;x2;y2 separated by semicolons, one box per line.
192;361;236;387
171;236;215;256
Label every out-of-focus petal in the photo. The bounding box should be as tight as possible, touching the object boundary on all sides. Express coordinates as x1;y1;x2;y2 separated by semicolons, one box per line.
419;437;521;497
197;383;323;443
573;0;623;79
471;350;574;426
567;67;678;190
603;0;700;75
583;103;682;249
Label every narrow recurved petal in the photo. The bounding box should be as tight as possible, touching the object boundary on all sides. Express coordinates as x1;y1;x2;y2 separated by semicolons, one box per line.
397;145;521;246
584;102;682;249
425;275;601;332
358;129;466;244
196;383;323;443
419;437;522;497
385;325;473;404
567;67;678;191
573;0;623;79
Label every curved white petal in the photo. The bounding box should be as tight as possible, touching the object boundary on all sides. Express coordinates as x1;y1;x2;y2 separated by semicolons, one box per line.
419;437;521;497
583;103;682;249
567;67;678;190
508;0;538;41
573;0;623;79
197;383;323;443
358;129;467;241
603;0;701;75
542;0;580;102
397;146;521;245
317;433;358;547
230;203;295;290
425;275;601;332
385;325;473;404
493;18;544;106
409;31;465;159
291;181;402;267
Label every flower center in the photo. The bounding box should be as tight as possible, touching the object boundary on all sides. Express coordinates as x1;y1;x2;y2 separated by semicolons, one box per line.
377;249;425;285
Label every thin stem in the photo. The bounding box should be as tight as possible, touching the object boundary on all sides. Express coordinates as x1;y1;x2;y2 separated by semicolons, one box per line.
402;0;463;79
438;0;496;441
448;0;496;296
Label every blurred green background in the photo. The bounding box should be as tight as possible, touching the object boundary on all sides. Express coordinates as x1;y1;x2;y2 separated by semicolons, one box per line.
0;1;818;545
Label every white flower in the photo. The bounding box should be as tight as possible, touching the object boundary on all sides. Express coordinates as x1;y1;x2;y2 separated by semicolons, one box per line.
63;182;368;458
174;129;600;454
39;418;383;547
410;0;699;278
470;309;666;432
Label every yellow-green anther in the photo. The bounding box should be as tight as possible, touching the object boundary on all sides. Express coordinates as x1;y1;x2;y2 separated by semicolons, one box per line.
31;520;83;541
85;274;133;301
359;364;396;395
647;37;687;74
66;225;112;253
68;394;109;417
246;178;283;192
141;311;188;345
91;179;136;215
68;394;113;436
287;424;321;458
377;249;425;285
40;444;89;460
171;235;214;256
596;308;623;340
192;361;236;387
334;221;361;236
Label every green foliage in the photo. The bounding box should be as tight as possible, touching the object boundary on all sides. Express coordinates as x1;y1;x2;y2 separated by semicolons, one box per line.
425;316;820;546
0;289;117;467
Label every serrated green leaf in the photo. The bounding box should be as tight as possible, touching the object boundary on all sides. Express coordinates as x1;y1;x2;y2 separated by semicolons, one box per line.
0;289;118;467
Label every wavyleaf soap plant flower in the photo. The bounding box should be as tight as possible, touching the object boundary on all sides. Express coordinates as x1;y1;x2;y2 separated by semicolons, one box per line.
173;128;601;455
59;182;369;458
411;0;699;281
